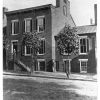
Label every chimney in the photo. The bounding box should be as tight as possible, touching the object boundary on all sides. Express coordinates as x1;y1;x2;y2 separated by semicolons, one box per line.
3;7;8;19
66;0;70;16
94;4;97;25
56;0;60;7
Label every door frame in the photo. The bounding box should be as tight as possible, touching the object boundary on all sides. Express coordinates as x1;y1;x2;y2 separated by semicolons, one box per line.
37;59;45;71
11;40;18;53
63;59;71;73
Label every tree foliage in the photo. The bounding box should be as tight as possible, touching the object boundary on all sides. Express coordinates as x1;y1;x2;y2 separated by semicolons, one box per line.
55;25;79;55
22;31;41;56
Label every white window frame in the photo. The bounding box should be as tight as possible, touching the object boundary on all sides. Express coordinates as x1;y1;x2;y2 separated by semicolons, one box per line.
11;19;19;35
24;18;32;33
79;36;88;55
37;59;45;71
37;38;45;55
79;59;88;73
11;40;18;53
37;16;45;33
24;45;32;56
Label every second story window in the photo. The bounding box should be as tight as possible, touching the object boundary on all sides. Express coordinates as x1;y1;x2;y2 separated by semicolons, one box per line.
38;39;45;55
11;20;19;35
24;18;32;33
79;37;88;54
37;16;45;32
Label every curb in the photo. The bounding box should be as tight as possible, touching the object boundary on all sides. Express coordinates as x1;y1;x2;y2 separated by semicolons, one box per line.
3;73;97;82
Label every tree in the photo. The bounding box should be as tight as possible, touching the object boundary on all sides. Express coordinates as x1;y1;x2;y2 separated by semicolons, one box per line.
55;25;79;56
55;25;79;78
22;31;41;73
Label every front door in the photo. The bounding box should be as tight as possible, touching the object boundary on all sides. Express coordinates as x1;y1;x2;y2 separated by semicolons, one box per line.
63;59;71;73
12;41;18;54
38;60;45;71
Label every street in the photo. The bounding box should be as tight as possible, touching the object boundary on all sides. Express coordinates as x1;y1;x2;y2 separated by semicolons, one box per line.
3;74;97;100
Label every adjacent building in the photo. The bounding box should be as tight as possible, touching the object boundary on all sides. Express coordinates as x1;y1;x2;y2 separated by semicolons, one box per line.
55;4;97;73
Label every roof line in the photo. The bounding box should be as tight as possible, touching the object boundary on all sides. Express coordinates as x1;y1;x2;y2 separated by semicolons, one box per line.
70;14;76;26
6;4;53;15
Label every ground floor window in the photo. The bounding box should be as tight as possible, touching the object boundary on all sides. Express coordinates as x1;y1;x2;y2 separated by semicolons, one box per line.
37;60;45;71
79;59;88;73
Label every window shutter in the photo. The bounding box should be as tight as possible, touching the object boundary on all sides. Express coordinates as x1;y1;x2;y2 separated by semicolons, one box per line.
30;19;32;32
23;20;25;33
87;38;89;52
16;21;19;33
21;45;25;55
11;22;12;34
36;19;37;31
43;17;45;30
14;22;16;34
44;40;45;53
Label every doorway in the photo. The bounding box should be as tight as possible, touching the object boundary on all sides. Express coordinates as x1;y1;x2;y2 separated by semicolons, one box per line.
37;59;45;71
63;59;71;73
11;40;18;54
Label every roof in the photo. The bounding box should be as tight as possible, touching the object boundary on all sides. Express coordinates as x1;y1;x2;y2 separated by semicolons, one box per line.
70;15;76;26
6;4;52;15
76;25;97;34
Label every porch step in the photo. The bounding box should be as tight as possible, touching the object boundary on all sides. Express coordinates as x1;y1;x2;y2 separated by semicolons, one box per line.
15;60;31;72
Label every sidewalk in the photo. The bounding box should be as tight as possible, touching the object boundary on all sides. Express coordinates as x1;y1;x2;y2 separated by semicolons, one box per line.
3;71;97;82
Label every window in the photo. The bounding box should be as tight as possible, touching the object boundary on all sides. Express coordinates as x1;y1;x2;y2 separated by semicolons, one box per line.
79;38;88;54
25;46;32;56
79;59;88;73
11;40;18;53
11;20;19;35
24;18;32;32
37;16;45;32
38;39;45;55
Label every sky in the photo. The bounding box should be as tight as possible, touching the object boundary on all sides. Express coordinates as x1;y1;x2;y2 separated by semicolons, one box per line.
3;0;97;26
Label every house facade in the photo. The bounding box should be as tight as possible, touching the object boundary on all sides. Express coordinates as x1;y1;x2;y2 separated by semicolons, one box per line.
71;25;97;73
55;25;97;73
55;4;97;73
6;0;75;72
6;0;97;73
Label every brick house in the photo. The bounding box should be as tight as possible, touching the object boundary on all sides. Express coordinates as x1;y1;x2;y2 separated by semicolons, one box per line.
55;25;97;73
6;0;75;72
55;4;97;73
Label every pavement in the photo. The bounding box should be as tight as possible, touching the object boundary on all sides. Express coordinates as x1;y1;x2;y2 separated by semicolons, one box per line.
3;71;97;82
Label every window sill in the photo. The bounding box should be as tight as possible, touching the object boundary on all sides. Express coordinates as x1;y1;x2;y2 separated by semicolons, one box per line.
37;54;45;56
79;53;88;55
62;53;71;56
11;33;19;35
24;54;31;56
80;71;87;73
37;31;45;33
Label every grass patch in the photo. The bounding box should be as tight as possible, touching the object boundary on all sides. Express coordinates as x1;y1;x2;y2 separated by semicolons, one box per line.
3;78;97;100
